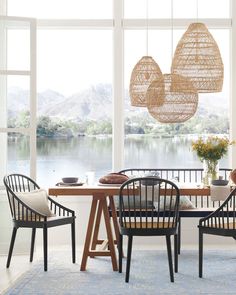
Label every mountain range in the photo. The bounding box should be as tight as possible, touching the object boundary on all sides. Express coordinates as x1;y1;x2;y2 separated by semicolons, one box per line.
8;84;229;121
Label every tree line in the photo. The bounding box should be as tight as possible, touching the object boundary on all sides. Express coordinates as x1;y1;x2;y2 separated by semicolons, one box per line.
8;110;229;137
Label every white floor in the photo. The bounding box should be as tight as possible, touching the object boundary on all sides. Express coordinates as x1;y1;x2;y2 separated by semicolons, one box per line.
0;253;36;294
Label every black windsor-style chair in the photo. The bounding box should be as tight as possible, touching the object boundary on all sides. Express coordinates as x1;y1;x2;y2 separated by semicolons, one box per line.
3;174;76;271
118;177;180;283
198;187;236;278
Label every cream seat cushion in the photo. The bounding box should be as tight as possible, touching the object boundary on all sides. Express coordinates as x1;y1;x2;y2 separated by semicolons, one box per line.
154;195;195;210
16;189;55;217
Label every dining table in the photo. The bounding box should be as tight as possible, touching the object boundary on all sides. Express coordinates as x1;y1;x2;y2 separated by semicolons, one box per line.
48;184;213;271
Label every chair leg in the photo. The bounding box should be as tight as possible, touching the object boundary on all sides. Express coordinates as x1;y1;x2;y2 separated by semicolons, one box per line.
6;227;18;268
178;217;181;255
118;234;123;273
30;228;36;262
166;235;174;282
71;221;76;263
174;234;178;273
125;235;133;283
43;226;48;271
199;230;203;278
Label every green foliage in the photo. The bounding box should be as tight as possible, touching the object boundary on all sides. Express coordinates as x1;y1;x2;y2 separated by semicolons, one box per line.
86;120;112;135
15;110;30;128
37;116;56;137
9;109;229;138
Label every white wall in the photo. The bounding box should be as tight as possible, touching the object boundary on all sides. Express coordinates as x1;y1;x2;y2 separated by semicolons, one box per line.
0;192;31;255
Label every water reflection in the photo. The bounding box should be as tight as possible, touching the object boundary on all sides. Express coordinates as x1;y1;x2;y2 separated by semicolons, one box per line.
8;136;229;187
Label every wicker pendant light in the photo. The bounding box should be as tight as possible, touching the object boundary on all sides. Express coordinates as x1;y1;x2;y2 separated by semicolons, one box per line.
171;22;224;93
129;56;163;107
145;76;165;107
129;0;163;107
147;73;198;123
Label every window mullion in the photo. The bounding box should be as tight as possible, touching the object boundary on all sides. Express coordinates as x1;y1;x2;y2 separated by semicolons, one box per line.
113;0;124;171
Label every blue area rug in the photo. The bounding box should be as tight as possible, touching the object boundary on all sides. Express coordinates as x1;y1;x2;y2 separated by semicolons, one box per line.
4;250;236;295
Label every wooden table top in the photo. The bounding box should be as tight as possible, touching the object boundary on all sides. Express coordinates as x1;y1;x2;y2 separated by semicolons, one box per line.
49;185;123;196
48;184;211;197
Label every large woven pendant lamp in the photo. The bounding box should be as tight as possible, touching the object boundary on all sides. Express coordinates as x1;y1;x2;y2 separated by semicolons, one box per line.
129;0;163;107
147;74;198;123
146;0;198;123
171;22;224;93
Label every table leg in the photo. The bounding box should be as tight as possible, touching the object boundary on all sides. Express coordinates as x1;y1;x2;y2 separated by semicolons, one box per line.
109;195;120;245
90;200;103;256
108;195;124;258
80;197;98;271
101;198;118;271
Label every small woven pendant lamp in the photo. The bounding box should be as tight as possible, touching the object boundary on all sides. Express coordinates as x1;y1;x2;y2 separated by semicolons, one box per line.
171;22;224;93
129;56;163;107
147;73;198;123
129;0;163;107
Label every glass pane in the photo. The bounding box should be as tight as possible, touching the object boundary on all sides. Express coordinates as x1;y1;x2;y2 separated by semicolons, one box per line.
37;30;112;96
0;75;30;128
37;137;112;187
0;132;30;185
173;0;198;19
7;29;30;71
124;29;230;169
198;0;230;18
0;19;30;71
7;0;112;19
36;30;112;186
125;0;171;19
124;0;230;19
173;0;230;18
7;133;30;174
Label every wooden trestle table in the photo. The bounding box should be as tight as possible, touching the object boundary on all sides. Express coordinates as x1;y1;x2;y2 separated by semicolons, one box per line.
48;185;210;271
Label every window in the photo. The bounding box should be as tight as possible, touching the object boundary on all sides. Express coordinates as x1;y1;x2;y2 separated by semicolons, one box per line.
0;16;36;185
36;30;112;186
0;0;234;186
8;0;112;19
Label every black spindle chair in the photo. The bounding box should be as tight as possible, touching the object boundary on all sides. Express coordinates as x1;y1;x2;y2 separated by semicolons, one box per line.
3;174;76;271
118;177;180;283
198;187;236;278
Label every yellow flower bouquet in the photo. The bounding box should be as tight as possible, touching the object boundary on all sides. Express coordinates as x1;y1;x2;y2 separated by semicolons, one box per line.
192;136;233;185
192;136;230;162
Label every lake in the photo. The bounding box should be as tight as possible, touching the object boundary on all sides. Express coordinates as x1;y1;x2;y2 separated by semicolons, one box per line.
8;135;229;187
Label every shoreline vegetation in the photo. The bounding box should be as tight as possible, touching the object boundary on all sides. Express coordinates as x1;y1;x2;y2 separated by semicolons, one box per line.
8;84;228;139
8;111;229;139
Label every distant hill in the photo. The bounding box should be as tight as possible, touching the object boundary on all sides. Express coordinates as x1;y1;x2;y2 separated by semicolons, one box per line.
37;89;66;112
42;84;113;120
8;84;228;121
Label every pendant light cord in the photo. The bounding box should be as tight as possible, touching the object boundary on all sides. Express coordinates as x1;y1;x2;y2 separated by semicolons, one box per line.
171;0;173;59
146;0;149;56
196;0;199;22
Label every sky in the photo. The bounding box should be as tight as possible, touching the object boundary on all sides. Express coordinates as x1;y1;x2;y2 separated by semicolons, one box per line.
4;0;230;99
